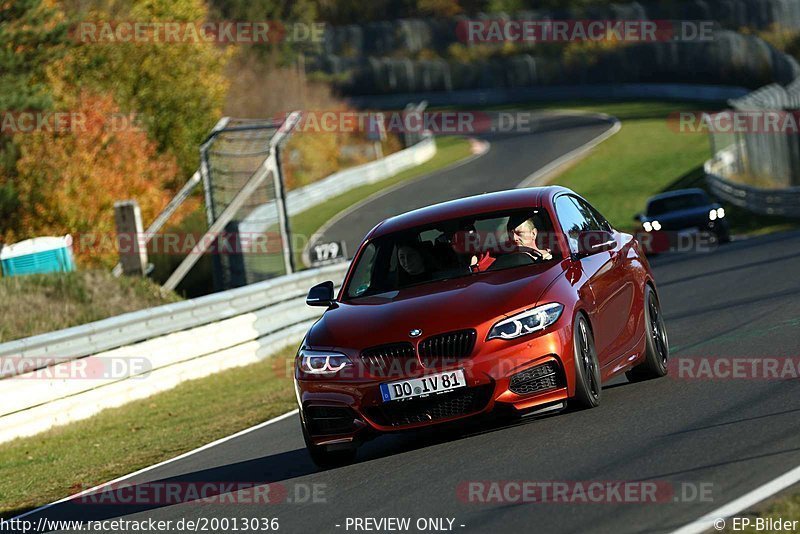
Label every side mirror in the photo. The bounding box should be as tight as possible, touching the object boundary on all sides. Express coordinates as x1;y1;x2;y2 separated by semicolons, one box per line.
306;281;335;307
576;230;616;257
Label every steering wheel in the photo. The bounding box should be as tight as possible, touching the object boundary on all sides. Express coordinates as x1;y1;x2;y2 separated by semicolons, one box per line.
487;251;537;270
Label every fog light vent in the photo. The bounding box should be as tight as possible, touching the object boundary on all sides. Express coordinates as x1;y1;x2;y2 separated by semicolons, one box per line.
510;362;561;395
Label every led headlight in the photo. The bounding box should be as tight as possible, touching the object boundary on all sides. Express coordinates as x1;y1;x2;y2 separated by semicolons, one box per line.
717;207;725;218
487;303;564;340
652;220;662;231
643;221;653;232
298;348;352;375
709;209;717;221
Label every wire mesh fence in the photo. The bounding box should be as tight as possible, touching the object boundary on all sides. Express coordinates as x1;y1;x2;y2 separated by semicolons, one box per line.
202;119;288;290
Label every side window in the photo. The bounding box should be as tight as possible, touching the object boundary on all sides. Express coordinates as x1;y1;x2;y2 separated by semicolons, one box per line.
577;197;612;231
572;197;606;232
346;242;377;297
555;196;596;254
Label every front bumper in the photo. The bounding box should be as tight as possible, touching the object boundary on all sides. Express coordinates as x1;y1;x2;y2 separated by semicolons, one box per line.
296;325;575;447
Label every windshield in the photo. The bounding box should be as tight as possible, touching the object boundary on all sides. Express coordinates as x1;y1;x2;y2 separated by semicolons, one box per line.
344;209;560;299
646;192;709;216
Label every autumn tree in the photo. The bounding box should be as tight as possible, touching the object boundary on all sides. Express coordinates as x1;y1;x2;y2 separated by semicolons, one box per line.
0;0;68;229
62;0;230;178
9;93;177;267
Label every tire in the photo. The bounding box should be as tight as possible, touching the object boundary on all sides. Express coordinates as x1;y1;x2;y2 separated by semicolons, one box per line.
301;419;357;469
572;315;602;409
626;285;669;382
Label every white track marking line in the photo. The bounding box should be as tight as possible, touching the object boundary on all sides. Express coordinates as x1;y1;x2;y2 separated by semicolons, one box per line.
12;409;299;520
670;463;800;534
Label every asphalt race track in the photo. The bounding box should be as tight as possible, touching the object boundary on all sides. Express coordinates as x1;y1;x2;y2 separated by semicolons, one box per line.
311;111;615;257
18;114;800;534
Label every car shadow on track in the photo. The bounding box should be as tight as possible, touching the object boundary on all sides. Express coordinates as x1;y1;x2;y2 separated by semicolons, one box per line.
354;381;635;462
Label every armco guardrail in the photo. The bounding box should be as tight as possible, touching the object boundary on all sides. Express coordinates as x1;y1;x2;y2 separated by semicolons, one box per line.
705;145;800;217
0;262;349;444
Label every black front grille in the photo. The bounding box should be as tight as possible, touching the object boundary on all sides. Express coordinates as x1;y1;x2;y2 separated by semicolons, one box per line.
418;329;477;368
366;385;493;427
510;362;563;395
361;343;416;376
305;406;357;436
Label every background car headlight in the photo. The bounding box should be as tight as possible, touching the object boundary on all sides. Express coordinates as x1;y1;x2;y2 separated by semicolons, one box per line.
298;348;352;375
717;207;725;218
487;303;564;340
643;221;653;232
709;209;717;221
651;220;662;231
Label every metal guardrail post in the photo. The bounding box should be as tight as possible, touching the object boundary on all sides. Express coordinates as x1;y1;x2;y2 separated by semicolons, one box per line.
111;170;202;277
200;118;232;230
272;143;295;275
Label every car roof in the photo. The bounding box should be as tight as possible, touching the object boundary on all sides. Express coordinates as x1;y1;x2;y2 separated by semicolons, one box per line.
647;188;710;203
367;186;571;239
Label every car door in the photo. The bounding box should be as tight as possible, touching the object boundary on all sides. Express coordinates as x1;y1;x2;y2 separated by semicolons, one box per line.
554;195;631;368
575;196;638;367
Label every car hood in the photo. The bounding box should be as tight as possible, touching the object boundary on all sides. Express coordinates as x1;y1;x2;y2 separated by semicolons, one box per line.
306;263;564;350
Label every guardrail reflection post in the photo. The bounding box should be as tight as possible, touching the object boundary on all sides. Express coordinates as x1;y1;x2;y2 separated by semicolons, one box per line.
114;200;147;276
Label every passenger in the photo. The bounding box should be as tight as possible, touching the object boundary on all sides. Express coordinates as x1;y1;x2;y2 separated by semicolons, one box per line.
506;214;553;261
397;244;428;285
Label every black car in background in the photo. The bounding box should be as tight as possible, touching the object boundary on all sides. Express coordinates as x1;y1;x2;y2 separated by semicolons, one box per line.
635;188;730;253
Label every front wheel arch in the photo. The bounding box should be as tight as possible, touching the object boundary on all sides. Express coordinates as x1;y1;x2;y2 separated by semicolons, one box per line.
627;283;669;382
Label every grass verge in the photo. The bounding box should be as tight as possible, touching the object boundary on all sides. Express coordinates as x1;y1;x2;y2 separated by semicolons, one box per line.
0;271;181;343
290;135;474;267
724;490;800;533
0;347;296;517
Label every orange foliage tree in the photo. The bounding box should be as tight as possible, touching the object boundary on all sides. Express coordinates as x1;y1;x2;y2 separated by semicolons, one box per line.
8;93;178;268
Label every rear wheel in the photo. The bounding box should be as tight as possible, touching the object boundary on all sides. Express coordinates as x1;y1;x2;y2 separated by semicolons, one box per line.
626;285;669;382
572;315;601;409
301;419;357;469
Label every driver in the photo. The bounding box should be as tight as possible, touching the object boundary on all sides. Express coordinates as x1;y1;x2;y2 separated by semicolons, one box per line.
507;214;553;261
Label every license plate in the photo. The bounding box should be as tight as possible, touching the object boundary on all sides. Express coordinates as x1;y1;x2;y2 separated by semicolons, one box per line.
380;369;466;402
